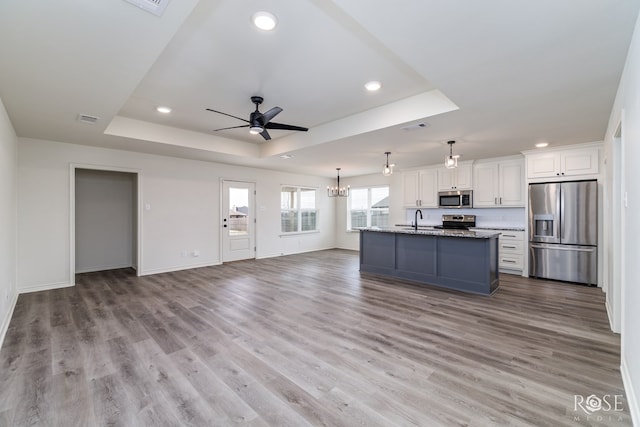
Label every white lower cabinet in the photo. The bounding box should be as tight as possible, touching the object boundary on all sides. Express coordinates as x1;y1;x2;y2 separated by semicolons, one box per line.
476;229;524;273
497;230;524;273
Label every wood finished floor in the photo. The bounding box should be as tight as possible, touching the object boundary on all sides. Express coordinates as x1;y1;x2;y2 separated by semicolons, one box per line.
0;249;631;426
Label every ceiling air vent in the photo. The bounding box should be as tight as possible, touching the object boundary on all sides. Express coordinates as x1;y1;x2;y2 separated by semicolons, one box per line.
77;114;99;125
401;122;430;131
123;0;170;16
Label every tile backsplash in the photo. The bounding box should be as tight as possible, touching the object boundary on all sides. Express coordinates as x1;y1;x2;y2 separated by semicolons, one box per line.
405;207;526;228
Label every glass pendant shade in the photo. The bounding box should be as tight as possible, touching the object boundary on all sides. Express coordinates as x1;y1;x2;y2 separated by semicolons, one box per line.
445;155;458;169
445;140;459;169
382;151;395;176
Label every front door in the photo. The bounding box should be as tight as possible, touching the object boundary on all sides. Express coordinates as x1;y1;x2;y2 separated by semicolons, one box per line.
222;180;256;262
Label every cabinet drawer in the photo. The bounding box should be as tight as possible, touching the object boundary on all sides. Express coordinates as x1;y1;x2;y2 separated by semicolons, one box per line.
499;255;523;269
499;231;524;241
499;240;523;254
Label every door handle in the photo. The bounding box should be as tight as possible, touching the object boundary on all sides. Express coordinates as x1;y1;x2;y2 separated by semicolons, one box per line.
223;224;227;228
530;244;594;252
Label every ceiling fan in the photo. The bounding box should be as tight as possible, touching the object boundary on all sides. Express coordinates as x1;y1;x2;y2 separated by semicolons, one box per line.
206;96;308;141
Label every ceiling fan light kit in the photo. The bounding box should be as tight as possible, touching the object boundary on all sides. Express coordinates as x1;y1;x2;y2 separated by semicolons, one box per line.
445;140;459;169
327;168;350;197
207;96;308;141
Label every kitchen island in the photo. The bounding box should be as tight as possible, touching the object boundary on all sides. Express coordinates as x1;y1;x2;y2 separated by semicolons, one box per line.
359;227;500;295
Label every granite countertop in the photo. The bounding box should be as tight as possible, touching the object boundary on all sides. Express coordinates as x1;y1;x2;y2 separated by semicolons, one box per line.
359;227;501;239
394;224;525;232
471;226;525;231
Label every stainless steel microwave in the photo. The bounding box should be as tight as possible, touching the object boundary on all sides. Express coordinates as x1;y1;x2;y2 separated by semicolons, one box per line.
438;190;473;208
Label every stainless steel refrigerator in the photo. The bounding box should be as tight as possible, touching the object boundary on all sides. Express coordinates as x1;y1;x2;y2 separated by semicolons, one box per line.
528;180;597;285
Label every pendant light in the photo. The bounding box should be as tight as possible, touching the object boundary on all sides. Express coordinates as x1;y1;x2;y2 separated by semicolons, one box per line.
445;140;459;169
382;152;395;176
327;168;350;197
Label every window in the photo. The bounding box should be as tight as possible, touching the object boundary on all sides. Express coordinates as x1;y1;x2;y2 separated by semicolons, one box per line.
348;186;389;230
281;186;318;233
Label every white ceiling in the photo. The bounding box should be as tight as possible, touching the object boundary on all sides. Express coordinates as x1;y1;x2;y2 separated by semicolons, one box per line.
1;0;638;177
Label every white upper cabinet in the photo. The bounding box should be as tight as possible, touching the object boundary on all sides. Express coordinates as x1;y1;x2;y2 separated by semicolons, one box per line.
473;158;524;207
527;147;599;179
402;168;438;208
437;163;472;191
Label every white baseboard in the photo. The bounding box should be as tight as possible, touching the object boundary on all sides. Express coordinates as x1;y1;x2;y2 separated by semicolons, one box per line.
75;262;133;274
0;291;18;349
621;357;639;426
256;246;337;260
18;281;74;294
140;261;221;276
605;300;616;333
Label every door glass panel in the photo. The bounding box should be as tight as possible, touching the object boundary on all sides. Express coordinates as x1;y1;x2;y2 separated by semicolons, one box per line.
229;187;249;236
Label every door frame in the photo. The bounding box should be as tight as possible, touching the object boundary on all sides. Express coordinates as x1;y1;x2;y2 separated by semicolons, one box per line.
220;179;257;263
69;163;142;285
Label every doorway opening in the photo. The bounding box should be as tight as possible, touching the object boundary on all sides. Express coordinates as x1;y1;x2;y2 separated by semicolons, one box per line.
71;167;140;280
607;123;624;333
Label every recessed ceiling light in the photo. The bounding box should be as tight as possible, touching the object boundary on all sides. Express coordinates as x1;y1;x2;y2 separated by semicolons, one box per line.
535;142;549;148
156;106;171;114
365;81;382;91
280;154;293;159
252;11;278;31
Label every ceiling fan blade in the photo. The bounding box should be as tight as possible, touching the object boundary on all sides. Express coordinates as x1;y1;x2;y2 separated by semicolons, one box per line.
213;124;249;131
265;122;309;132
260;106;283;124
206;108;249;123
260;129;272;140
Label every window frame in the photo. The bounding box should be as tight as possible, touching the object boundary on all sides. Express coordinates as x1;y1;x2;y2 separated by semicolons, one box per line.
347;185;390;231
280;185;319;235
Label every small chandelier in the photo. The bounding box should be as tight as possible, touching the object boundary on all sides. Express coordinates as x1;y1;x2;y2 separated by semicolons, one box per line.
327;168;350;197
382;152;395;176
445;140;460;169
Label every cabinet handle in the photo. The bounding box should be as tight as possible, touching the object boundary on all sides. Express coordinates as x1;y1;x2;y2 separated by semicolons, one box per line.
494;197;498;204
503;234;516;238
499;197;502;204
502;259;517;263
502;245;517;249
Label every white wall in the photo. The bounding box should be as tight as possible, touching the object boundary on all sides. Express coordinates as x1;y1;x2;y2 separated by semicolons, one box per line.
75;169;136;273
604;11;640;425
0;96;18;345
17;138;335;291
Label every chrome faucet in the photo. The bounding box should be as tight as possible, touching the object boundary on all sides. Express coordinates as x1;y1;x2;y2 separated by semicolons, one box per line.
414;209;423;231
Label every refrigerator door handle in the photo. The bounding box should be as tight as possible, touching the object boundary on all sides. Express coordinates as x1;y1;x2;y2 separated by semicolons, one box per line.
529;244;595;252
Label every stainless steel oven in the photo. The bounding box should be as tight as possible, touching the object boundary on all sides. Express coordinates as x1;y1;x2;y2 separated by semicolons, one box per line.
438;190;473;208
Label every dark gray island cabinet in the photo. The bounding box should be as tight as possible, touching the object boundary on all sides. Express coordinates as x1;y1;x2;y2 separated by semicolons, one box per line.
359;228;500;295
